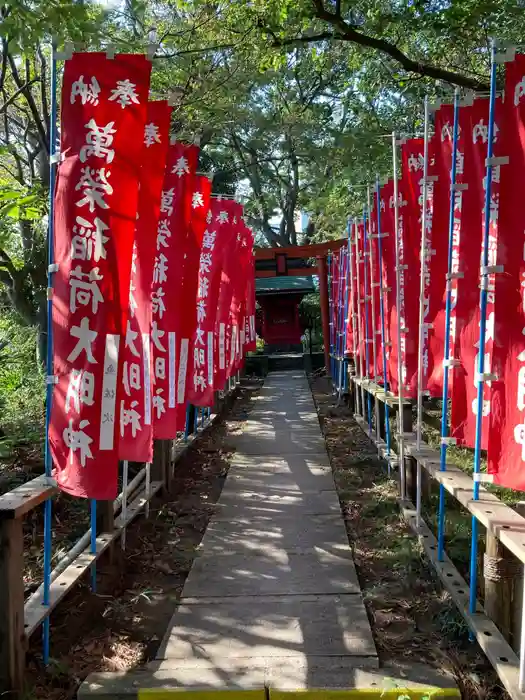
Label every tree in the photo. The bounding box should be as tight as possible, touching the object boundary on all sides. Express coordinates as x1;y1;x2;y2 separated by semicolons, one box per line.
0;2;106;362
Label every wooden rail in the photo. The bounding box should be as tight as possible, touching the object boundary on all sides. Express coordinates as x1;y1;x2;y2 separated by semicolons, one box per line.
0;382;242;698
350;377;525;700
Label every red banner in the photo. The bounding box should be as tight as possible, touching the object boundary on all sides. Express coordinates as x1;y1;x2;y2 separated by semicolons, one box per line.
353;223;365;377
119;100;171;463
487;56;525;488
401;140;427;398
151;142;199;439
50;53;150;499
175;174;212;424
345;233;357;358
378;181;398;391
420;129;448;398
367;204;382;382
243;224;256;353
450;98;504;448
233;214;255;374
188;198;237;405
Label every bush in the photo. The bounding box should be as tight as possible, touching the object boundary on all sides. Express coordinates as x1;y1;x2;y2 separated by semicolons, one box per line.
0;313;44;454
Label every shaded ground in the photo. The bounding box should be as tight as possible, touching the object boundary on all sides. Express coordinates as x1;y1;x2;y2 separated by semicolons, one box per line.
311;374;508;700
20;373;509;699
24;380;263;700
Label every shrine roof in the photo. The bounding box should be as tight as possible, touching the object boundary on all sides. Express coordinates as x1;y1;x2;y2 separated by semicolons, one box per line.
255;276;316;295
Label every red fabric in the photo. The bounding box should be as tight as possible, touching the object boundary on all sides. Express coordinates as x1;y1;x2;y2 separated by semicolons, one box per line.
234;219;256;373
188;198;237;405
50;53;150;499
488;56;525;488
367;205;382;382
215;211;242;388
450;98;503;449
175;174;212;425
244;225;256;352
378;181;398;391
401;140;426;398
119;100;171;463
354;224;366;377
422;130;449;398
151;142;199;439
346;235;357;357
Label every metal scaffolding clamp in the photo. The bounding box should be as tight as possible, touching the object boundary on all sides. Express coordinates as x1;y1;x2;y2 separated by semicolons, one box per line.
485;155;509;167
476;372;498;383
481;264;504;275
443;358;460;368
441;437;457;446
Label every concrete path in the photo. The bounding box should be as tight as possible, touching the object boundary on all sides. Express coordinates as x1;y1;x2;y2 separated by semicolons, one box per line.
153;370;378;687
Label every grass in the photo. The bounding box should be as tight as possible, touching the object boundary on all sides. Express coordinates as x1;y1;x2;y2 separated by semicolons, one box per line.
313;377;508;699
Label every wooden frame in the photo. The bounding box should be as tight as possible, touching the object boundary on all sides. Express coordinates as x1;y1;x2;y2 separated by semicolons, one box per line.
0;379;243;697
350;376;525;700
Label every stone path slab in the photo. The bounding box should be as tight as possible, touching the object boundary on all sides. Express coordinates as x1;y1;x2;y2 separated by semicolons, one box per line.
157;594;376;661
183;549;361;598
196;514;351;555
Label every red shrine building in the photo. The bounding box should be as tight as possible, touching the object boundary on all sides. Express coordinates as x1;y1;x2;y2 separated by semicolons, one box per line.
255;277;314;353
254;241;345;361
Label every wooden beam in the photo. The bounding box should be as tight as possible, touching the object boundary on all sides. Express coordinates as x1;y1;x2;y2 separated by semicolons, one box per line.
255;239;346;261
0;475;57;520
255;267;318;278
0;518;25;695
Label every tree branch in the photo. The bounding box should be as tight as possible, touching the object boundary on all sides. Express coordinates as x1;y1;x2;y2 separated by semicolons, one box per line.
7;54;48;151
264;2;489;91
0;77;41;115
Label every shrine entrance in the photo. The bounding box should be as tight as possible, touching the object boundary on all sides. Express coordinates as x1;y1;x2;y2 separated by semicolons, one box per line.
255;276;314;353
255;240;345;365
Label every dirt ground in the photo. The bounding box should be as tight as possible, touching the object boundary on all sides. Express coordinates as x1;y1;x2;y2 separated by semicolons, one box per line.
25;381;263;700
311;374;508;700
22;372;507;700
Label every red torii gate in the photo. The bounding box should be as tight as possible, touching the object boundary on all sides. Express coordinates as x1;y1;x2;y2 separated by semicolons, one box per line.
255;239;346;369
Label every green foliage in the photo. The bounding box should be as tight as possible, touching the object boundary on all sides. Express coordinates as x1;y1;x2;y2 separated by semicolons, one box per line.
0;313;44;454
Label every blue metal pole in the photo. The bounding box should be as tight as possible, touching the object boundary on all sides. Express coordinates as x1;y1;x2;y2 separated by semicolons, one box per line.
375;179;391;457
90;499;97;591
184;403;191;441
43;41;58;666
469;42;498;618
363;207;373;433
437;89;460;562
194;406;199;433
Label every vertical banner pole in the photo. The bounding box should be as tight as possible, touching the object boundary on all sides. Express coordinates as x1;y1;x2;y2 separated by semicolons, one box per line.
469;41;498;621
184;404;191;442
519;567;525;693
90;499;97;591
415;97;431;525
42;40;58;665
347;219;358;410
353;221;366;417
363;208;373;434
416;96;430;452
121;460;129;549
367;187;381;442
338;249;345;397
341;246;350;396
145;462;151;518
392;134;406;499
327;252;334;385
438;89;460;561
375;178;392;460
